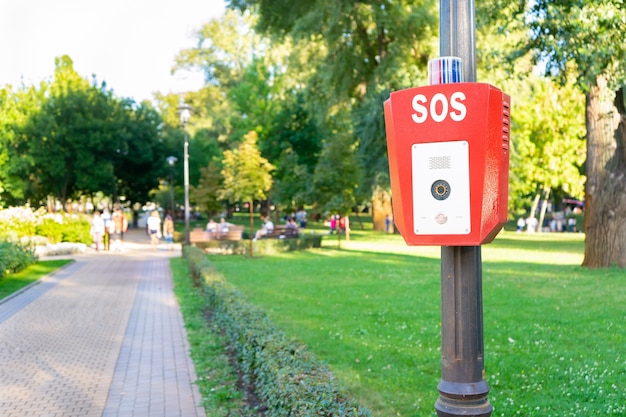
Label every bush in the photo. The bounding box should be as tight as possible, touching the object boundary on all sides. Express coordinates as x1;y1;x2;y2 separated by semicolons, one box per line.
60;216;92;244
193;235;323;256
34;214;91;245
0;208;92;245
183;246;370;416
0;240;37;279
35;217;64;243
253;235;323;255
0;207;39;240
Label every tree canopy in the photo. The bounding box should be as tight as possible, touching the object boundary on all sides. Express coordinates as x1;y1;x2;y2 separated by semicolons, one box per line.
487;0;626;267
0;56;167;210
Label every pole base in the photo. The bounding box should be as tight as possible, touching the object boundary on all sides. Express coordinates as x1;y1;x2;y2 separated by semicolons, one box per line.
435;380;492;417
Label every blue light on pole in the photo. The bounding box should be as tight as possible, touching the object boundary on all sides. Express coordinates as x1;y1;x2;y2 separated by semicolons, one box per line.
166;156;177;217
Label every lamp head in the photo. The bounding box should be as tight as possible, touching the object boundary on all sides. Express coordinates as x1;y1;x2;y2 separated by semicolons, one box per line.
178;97;192;125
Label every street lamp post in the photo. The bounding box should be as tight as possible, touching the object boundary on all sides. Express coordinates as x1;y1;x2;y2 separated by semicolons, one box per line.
166;156;177;218
178;100;192;245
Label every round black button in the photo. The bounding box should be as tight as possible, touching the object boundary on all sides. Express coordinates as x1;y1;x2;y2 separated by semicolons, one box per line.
431;180;451;200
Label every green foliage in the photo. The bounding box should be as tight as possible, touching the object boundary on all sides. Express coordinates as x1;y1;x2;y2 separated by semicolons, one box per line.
174;9;260;89
486;0;626;267
271;152;313;211
312;132;362;216
0;241;37;279
265;93;323;211
0;56;165;209
252;235;323;255
183;245;225;287
523;0;626;91
186;2;440;221
219;131;271;255
22;56;118;203
220;131;274;205
230;0;437;102
112;100;168;205
189;235;322;256
0;207;91;245
508;76;587;212
59;216;92;244
192;161;224;217
34;218;64;243
183;246;371;416
0;85;41;204
264;93;322;172
353;88;392;196
0;207;38;239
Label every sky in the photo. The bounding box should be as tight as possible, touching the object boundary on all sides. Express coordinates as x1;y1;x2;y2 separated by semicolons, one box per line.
0;0;226;102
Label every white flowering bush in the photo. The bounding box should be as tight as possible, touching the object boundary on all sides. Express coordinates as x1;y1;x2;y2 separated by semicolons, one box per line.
0;207;92;275
0;206;41;239
0;207;91;245
34;242;87;257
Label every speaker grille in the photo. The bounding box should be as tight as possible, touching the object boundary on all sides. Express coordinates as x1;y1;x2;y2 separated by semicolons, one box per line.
429;155;451;170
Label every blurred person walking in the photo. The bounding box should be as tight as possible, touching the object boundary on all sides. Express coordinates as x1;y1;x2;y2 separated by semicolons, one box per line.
163;214;175;251
147;211;162;250
90;211;105;252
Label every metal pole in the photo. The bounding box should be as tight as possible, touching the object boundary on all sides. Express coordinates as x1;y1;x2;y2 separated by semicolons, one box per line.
435;1;492;416
183;127;190;245
170;168;175;218
440;0;476;83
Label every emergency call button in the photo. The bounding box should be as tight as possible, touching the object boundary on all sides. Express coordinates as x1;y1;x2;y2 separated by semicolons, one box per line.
412;141;471;235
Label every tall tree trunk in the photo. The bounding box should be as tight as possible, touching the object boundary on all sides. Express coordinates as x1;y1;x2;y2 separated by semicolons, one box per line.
249;200;254;258
371;186;392;232
582;79;626;268
538;187;551;233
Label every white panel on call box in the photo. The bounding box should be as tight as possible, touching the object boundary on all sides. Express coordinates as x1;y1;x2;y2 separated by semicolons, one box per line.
412;140;471;235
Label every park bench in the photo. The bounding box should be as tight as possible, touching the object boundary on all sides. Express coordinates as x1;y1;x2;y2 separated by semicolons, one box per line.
261;226;299;239
189;225;244;244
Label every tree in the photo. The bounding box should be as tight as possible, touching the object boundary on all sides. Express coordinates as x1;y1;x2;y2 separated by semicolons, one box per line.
265;93;322;212
23;56;120;208
0;85;41;205
226;0;438;228
0;56;166;211
312;129;362;244
271;151;312;213
172;10;285;199
508;76;586;215
192;161;223;218
174;9;261;89
502;1;626;267
111;100;166;208
219;131;274;255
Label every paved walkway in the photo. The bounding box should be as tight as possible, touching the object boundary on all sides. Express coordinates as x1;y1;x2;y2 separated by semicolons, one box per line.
0;229;206;417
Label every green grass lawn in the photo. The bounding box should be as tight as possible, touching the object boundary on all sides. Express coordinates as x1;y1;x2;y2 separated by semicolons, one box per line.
0;259;73;300
207;230;625;417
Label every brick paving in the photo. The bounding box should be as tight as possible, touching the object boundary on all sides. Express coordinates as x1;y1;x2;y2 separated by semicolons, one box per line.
0;230;206;417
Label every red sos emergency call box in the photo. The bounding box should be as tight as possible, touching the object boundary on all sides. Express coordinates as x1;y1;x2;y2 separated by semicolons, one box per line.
384;82;511;246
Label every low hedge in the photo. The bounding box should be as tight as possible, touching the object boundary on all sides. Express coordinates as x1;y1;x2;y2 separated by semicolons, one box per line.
0;241;37;279
193;234;323;256
183;246;370;417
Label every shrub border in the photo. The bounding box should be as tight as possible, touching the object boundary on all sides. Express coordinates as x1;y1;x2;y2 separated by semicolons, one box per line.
191;234;323;256
183;246;370;416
